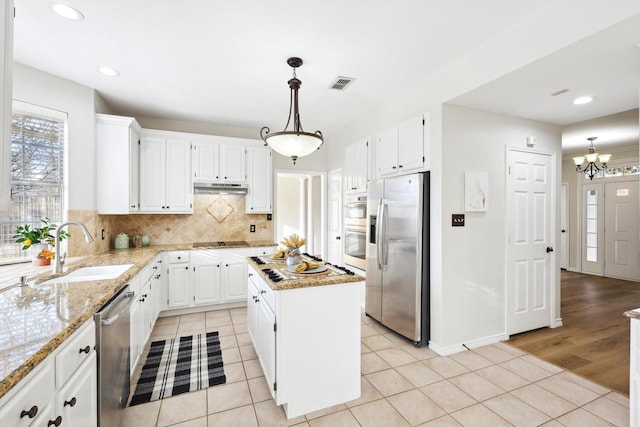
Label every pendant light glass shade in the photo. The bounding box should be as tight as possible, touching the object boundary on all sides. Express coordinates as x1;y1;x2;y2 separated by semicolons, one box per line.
574;137;611;180
260;57;323;165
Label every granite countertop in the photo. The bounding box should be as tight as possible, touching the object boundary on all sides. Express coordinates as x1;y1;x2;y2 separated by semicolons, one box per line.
0;241;275;400
247;256;365;291
624;309;640;319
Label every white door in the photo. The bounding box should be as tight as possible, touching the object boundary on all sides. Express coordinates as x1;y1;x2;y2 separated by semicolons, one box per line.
507;148;554;335
581;183;604;275
604;180;640;281
327;169;343;265
560;183;568;269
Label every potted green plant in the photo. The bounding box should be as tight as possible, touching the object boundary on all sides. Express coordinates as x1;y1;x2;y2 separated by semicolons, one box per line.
14;217;71;265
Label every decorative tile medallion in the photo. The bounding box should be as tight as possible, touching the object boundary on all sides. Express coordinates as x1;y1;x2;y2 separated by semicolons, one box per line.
207;196;235;223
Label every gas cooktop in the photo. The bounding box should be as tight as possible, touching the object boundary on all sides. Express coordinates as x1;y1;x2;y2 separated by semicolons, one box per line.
192;241;249;248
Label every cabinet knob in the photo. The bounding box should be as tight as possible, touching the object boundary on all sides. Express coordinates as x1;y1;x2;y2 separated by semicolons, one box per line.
260;290;266;295
64;397;77;407
167;206;170;209
131;205;136;208
153;266;158;270
48;416;62;426
155;274;161;279
392;166;397;169
20;405;38;419
142;293;148;298
185;266;189;270
79;345;91;354
399;164;403;168
248;273;253;277
225;264;229;267
140;297;146;302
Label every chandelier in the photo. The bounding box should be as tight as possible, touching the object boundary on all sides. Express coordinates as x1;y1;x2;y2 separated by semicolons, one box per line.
573;137;611;180
260;57;323;165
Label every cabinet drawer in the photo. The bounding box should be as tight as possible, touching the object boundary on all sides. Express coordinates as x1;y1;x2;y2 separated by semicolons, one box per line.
0;358;54;427
167;251;190;264
55;321;96;388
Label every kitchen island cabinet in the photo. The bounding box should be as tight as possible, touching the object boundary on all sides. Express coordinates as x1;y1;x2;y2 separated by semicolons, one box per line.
247;260;364;418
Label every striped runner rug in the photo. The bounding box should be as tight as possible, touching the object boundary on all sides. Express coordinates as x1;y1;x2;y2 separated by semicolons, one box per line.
130;331;226;405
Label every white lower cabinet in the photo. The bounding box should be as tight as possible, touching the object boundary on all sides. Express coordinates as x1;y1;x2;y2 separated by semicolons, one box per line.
129;274;142;373
247;271;276;397
167;252;191;309
193;260;222;305
0;320;97;427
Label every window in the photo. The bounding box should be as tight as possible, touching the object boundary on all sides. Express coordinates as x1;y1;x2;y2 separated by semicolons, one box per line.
0;102;66;262
585;189;598;262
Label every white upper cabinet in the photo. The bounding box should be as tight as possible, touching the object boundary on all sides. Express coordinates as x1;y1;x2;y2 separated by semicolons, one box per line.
96;114;142;214
375;113;428;178
192;137;246;184
246;145;272;214
344;138;369;194
139;131;192;213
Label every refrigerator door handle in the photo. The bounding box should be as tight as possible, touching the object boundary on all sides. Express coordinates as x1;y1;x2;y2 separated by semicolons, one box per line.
381;201;388;269
377;199;388;270
376;198;384;270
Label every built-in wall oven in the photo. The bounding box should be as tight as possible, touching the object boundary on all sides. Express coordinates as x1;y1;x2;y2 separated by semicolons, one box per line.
344;194;367;270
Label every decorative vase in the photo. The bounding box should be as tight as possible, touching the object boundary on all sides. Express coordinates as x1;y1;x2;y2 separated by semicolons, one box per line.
286;248;301;267
31;243;51;266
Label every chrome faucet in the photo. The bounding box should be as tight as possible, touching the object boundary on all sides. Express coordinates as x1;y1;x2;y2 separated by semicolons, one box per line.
53;221;95;274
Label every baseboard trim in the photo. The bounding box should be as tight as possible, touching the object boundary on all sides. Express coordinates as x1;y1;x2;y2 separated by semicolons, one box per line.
158;301;246;317
551;317;563;328
429;332;508;356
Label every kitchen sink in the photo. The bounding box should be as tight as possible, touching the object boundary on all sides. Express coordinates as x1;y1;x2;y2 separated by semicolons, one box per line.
40;264;134;285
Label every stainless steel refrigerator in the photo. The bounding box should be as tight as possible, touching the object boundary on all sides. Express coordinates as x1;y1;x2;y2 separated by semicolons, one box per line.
366;172;429;345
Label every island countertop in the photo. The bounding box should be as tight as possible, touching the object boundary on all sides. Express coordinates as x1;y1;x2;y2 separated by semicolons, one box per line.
247;255;365;291
0;241;275;400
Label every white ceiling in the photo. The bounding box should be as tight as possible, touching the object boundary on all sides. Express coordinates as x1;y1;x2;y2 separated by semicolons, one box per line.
11;1;640;149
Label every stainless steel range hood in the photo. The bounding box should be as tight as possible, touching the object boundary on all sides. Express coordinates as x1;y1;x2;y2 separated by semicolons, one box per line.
193;182;248;194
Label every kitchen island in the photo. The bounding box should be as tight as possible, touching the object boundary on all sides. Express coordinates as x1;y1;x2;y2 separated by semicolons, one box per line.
246;255;364;418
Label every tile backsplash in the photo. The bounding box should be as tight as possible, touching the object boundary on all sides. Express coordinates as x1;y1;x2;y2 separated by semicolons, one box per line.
68;195;273;256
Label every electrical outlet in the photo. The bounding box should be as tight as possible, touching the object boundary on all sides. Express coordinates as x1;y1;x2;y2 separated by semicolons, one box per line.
101;229;106;240
250;225;256;233
266;214;272;221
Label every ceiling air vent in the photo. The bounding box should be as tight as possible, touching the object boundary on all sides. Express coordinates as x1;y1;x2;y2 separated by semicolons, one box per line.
330;76;355;91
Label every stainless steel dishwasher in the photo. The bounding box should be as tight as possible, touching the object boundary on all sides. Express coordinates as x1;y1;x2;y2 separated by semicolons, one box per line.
94;286;134;427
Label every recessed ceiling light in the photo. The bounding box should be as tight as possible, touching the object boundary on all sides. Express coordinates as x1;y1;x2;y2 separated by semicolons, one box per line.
573;96;594;105
98;66;120;77
50;3;84;21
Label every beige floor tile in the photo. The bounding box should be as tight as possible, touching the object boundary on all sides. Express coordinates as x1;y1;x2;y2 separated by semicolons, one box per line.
417;415;463;426
582;395;630;426
345;376;384;408
207;404;258;427
361;324;379;337
375;347;418;367
304;403;347;420
362;334;395;351
253;399;306;426
156;389;207;427
475;364;530;392
450;403;512;427
361;342;373;354
236;332;252;346
239;344;258;360
423;356;470;379
218;334;238;350
234;322;248;334
449;350;493;371
221;346;242;363
350;399;410;427
521;354;564;374
605;391;630;408
205;315;233;328
510;384;577;418
248;376;272;403
500;357;555;382
180;312;206;323
230;306;247;316
471;344;517;364
419;380;476;413
498;342;528;357
152;323;178;337
232;314;248;325
484;393;551;426
177;320;207;334
307;409;360;427
209;324;235;337
399;344;439;361
167;416;208;427
537;375;601;406
361;352;391;374
388;389;446;425
243;358;265;379
395;361;443;388
292;423;310;427
555;408;615;427
207;381;252;414
382;332;411;347
558;371;611;396
448;372;505;402
223;361;247;383
366;368;414;396
155;315;180;326
120;400;161;427
539;421;565;427
205;309;231;319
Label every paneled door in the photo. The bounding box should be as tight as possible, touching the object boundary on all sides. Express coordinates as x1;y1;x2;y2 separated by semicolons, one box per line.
604;180;640;281
327;169;343;265
507;148;554;335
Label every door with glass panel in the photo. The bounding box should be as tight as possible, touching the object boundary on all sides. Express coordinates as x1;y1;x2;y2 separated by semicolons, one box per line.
582;183;604;275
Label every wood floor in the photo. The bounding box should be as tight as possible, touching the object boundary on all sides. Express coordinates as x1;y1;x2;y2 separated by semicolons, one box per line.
508;270;640;396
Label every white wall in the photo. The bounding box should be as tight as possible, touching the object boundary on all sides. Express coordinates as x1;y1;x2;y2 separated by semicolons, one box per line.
276;175;303;243
13;63;96;211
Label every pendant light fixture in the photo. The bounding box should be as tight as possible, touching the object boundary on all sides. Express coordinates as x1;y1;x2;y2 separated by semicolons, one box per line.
260;57;323;165
573;137;611;180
